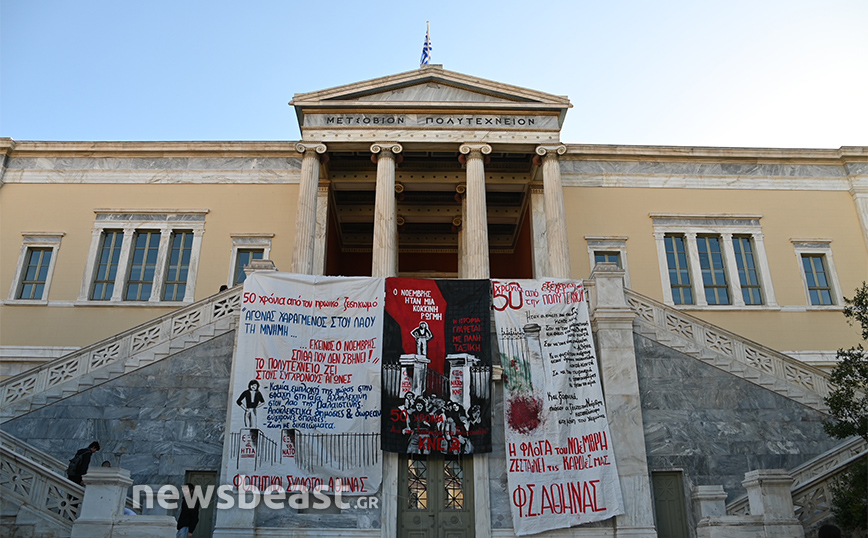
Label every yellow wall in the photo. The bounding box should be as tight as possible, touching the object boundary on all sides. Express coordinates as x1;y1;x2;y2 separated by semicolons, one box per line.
1;182;299;347
564;186;866;352
2;158;865;357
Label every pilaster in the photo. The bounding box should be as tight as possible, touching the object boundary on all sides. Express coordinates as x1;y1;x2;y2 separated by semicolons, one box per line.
590;263;658;538
291;142;327;275
184;228;205;301
313;181;330;275
536;145;570;278
529;183;549;278
719;232;745;307
684;232;707;306
850;176;868;252
148;228;173;302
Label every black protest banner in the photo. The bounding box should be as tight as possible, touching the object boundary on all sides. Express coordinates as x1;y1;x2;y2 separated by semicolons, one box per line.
381;278;492;454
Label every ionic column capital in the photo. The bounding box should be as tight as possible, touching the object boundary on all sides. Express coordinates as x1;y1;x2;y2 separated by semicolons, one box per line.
535;144;567;157
296;142;328;155
370;142;403;155
459;143;492;157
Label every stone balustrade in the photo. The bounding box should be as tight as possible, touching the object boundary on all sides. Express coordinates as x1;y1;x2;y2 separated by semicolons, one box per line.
0;287;242;423
726;436;867;528
0;440;84;530
624;288;832;412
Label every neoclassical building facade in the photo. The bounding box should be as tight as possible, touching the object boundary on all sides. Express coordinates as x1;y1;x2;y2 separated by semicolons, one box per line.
1;65;866;538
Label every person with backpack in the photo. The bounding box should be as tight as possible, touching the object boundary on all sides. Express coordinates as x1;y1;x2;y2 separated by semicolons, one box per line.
66;441;100;486
176;483;200;538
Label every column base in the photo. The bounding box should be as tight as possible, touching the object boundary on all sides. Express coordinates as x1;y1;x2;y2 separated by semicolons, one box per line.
614;526;658;538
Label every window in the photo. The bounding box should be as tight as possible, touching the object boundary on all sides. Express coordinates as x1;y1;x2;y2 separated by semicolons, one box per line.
233;249;264;285
696;235;729;305
125;231;160;301
733;236;762;305
78;211;206;304
8;233;64;303
163;231;194;300
586;236;630;287
665;234;693;305
792;240;842;308
227;234;273;287
91;230;123;300
652;215;776;308
594;251;621;266
18;248;53;300
802;255;833;305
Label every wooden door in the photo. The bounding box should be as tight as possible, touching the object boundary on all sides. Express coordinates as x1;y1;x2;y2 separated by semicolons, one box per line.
398;454;475;538
652;471;689;538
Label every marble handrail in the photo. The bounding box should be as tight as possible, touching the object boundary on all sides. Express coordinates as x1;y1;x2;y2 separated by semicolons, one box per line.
624;288;832;412
0;429;69;474
726;436;868;523
0;441;84;529
0;287;242;422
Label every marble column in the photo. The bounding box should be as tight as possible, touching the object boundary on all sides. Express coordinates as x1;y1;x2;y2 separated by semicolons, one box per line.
458;143;492;538
459;143;492;279
537;145;570;278
590;263;658;538
371;143;402;538
291;142;327;275
371;143;402;278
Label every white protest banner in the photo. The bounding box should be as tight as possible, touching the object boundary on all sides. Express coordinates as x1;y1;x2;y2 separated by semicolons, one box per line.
492;279;624;535
225;273;384;496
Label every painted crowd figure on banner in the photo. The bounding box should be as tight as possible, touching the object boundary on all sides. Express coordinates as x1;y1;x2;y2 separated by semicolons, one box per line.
382;278;492;455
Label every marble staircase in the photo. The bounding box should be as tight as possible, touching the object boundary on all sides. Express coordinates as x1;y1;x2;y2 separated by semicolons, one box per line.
0;287;241;423
622;288;866;531
624;289;832;412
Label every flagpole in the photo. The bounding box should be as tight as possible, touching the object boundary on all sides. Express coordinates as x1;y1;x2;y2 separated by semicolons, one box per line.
420;22;432;68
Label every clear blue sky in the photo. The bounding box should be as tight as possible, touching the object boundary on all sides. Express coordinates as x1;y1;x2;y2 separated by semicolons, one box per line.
2;0;866;148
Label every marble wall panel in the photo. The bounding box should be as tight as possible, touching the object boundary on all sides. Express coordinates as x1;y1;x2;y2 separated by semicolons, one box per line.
635;334;840;502
559;159;847;179
6;157;302;171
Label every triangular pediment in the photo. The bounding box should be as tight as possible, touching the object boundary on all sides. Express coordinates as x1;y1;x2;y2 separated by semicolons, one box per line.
290;65;571;110
341;82;521;104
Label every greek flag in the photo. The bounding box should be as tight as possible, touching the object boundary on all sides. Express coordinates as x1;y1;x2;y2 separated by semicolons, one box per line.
420;23;431;67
